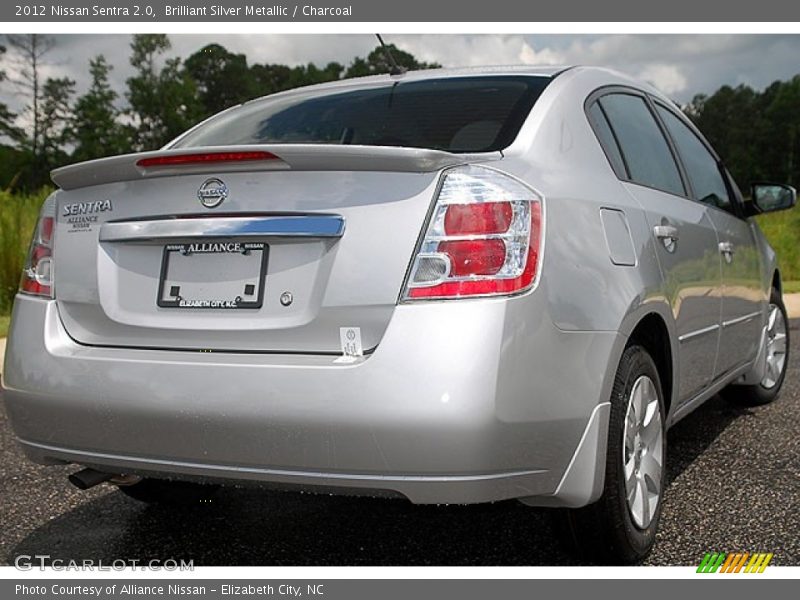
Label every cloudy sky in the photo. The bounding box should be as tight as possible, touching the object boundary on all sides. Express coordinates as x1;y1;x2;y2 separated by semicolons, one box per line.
2;34;800;112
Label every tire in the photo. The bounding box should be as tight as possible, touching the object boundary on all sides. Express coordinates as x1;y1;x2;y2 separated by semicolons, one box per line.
117;478;219;505
721;288;789;406
560;344;667;564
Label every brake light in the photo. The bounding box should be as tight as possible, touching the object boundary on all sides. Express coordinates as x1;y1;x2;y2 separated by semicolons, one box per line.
136;151;278;168
20;196;57;298
403;166;543;300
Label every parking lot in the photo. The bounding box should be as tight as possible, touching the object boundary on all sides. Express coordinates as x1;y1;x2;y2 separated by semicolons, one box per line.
1;322;798;566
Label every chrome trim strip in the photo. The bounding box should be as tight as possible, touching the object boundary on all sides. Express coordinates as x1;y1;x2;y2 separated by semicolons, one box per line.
100;215;345;243
722;311;762;329
678;323;720;343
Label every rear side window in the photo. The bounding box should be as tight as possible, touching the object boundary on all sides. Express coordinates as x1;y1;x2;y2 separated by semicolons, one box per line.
597;93;686;197
655;105;731;210
587;102;627;178
174;76;552;153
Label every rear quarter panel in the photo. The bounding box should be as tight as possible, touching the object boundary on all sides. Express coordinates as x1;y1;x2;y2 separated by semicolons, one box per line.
496;67;680;411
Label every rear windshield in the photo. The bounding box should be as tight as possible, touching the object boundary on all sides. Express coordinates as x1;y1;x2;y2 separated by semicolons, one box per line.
173;76;551;153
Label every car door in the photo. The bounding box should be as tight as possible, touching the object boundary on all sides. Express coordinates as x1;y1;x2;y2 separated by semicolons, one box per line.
591;91;723;403
654;103;763;377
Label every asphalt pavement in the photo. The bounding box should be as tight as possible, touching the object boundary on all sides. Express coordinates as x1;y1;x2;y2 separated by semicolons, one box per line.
1;322;798;566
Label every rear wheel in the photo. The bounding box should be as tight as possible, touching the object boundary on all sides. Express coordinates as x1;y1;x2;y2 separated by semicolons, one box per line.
117;478;219;505
561;344;666;564
722;288;789;406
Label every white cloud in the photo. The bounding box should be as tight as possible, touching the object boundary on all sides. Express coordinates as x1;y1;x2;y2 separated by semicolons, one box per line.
392;35;549;68
518;41;565;66
637;63;689;95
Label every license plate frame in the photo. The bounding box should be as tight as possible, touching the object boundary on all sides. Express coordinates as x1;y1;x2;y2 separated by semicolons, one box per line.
156;241;269;310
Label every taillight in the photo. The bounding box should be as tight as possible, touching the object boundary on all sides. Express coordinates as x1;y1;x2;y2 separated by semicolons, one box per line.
403;165;543;300
20;196;57;298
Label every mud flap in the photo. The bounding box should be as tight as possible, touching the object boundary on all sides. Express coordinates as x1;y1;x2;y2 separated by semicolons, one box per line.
519;402;610;508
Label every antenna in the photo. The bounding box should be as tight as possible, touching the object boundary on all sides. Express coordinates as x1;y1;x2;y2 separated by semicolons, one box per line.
376;34;407;76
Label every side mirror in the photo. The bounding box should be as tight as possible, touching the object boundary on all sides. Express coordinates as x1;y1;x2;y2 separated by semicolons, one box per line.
750;182;797;214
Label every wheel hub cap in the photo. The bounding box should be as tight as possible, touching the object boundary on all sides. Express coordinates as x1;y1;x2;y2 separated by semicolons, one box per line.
623;375;664;529
761;303;787;389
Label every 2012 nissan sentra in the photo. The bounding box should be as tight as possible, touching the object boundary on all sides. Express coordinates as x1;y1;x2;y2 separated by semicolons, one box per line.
2;66;795;563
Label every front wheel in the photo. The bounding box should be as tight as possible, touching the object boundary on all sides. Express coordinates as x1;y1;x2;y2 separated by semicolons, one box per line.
561;344;667;564
722;288;789;406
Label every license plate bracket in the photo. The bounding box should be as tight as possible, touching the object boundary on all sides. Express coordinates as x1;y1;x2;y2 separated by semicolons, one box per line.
156;241;268;309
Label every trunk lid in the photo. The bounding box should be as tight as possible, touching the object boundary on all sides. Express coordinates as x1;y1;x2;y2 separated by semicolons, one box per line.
53;145;497;354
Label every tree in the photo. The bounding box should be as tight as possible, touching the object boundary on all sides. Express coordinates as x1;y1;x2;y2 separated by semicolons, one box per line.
126;34;170;150
157;56;204;144
294;62;344;86
4;34;57;187
344;44;440;78
0;44;24;144
5;34;55;160
39;77;75;170
0;102;21;143
249;63;295;96
184;44;255;117
686;84;762;186
126;34;203;150
72;55;130;161
764;76;800;187
249;61;344;97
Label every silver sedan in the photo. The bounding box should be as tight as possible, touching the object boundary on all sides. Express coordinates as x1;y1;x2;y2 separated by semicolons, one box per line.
2;66;794;563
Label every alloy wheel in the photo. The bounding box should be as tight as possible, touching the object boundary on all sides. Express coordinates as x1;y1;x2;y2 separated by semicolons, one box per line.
623;375;664;529
761;303;788;389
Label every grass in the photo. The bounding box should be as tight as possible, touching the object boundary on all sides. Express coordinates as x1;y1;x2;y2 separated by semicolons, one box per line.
0;314;9;338
0;189;48;317
783;280;800;294
757;209;800;282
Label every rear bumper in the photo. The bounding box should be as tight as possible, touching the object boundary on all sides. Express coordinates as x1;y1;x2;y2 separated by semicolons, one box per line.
3;295;621;505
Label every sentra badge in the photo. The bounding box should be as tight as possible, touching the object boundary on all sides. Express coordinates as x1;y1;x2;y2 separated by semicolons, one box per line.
63;199;113;232
63;199;113;217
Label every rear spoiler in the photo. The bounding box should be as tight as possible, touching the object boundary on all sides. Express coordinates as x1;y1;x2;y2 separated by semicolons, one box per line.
51;145;502;191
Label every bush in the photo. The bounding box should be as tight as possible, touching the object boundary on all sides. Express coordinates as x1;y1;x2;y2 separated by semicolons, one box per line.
757;209;800;282
0;189;49;314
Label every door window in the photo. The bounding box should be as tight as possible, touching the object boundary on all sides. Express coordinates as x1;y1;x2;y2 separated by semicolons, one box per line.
596;93;686;197
655;104;731;211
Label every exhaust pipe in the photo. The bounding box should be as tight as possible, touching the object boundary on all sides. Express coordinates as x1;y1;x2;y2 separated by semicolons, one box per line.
68;468;114;490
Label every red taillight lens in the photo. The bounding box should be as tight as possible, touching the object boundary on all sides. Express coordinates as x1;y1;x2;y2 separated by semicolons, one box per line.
444;202;513;235
39;215;54;244
438;239;507;277
20;274;50;297
404;166;543;300
20;208;56;298
407;246;538;298
136;151;278;168
31;243;51;264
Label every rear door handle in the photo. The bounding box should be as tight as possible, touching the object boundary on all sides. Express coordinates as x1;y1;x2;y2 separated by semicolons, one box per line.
653;224;679;252
653;225;679;240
